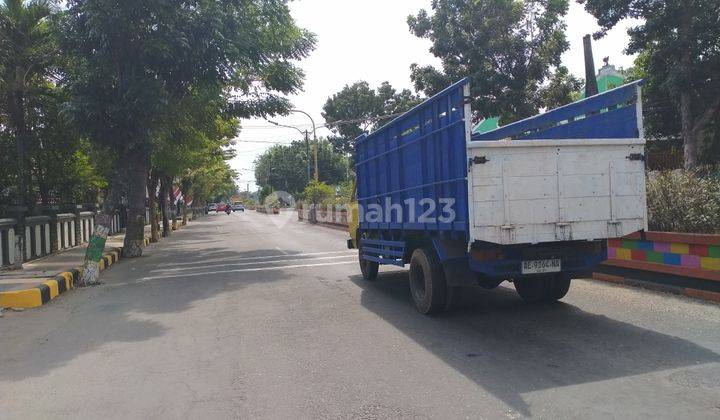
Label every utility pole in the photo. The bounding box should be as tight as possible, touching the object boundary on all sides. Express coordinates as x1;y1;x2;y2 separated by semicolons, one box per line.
291;109;319;182
313;141;319;182
304;130;311;183
267;120;312;183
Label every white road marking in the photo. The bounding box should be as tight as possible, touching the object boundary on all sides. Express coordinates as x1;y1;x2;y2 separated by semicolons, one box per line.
140;260;357;281
151;255;356;273
163;250;355;267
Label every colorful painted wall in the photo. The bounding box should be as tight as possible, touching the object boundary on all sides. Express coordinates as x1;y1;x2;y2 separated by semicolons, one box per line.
606;232;720;281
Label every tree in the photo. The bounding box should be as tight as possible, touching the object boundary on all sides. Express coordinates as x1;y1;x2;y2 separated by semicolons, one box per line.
407;0;570;123
255;140;348;196
579;0;720;169
0;0;55;267
322;81;421;156
302;180;334;205
186;157;238;206
59;0;315;282
150;91;240;238
538;66;583;110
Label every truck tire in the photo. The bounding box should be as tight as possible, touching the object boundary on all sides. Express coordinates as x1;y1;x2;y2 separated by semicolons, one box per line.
408;248;448;314
514;274;571;302
544;274;571;301
359;249;379;282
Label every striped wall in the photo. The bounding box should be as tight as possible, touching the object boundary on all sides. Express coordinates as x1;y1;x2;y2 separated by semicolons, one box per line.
606;232;720;281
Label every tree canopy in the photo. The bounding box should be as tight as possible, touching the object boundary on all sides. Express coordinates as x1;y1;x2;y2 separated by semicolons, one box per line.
56;0;315;255
407;0;570;123
579;0;720;168
322;81;421;156
254;140;348;196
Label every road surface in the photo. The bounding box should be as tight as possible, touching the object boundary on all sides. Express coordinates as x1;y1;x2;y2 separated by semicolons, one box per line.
1;211;719;419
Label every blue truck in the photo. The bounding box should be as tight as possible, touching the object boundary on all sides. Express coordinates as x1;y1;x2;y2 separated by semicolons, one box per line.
348;78;648;314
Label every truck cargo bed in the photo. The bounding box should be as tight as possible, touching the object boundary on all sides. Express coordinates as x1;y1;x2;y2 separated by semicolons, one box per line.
467;81;647;245
467;139;647;245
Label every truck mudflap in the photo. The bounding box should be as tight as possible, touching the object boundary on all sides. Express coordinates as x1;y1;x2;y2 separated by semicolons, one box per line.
468;240;607;279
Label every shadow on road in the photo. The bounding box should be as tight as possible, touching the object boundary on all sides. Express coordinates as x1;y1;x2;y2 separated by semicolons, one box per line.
0;217;299;383
349;271;720;416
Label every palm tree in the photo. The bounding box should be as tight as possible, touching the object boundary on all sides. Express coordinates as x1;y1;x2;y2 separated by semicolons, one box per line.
0;0;54;268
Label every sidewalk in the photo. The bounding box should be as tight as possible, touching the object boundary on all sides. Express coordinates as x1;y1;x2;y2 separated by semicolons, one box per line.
0;232;135;293
0;226;160;309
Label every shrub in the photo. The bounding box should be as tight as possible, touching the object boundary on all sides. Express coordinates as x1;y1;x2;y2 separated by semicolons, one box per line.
302;180;334;205
646;168;720;234
334;180;354;205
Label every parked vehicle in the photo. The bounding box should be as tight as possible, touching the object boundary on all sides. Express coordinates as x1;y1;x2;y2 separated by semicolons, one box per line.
348;78;647;314
231;202;245;212
216;203;229;213
207;203;218;212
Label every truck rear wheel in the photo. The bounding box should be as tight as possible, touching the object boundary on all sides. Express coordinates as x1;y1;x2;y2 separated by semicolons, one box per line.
358;231;380;281
514;274;571;302
408;248;448;314
358;248;379;281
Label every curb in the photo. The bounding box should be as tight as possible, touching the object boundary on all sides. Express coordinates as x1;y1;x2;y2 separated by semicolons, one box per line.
297;219;349;232
0;237;151;310
591;272;720;304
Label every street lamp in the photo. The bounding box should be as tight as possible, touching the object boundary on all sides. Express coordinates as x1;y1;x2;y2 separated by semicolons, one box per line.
290;109;319;182
267;120;312;183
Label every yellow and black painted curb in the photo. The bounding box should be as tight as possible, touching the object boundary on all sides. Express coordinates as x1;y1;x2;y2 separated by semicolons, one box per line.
0;238;150;310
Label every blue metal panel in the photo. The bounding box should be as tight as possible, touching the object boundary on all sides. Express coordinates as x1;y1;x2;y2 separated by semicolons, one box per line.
361;239;406;266
362;255;406;267
355;78;470;238
472;81;643;141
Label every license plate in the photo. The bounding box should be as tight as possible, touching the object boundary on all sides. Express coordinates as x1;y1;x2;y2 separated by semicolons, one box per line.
522;259;561;274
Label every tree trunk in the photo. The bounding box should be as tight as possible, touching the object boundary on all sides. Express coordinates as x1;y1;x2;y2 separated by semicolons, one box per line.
78;157;126;287
122;150;148;257
6;84;29;270
678;11;699;170
147;172;160;243
167;177;178;232
160;176;172;237
170;183;178;231
681;89;699;170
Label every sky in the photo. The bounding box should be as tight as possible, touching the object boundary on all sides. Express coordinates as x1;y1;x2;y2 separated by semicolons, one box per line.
232;0;641;191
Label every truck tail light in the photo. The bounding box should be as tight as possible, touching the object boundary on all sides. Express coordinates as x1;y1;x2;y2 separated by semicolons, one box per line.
472;249;504;262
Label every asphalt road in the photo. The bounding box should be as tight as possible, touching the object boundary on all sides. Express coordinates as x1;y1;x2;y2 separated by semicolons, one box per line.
1;211;719;419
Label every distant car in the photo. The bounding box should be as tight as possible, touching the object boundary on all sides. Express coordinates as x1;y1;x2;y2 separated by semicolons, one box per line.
216;203;229;212
231;203;245;212
207;203;218;212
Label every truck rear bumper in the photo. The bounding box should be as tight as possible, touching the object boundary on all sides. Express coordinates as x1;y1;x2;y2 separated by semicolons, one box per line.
468;240;607;279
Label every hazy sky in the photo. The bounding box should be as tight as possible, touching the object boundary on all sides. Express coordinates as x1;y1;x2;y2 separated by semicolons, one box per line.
232;0;640;191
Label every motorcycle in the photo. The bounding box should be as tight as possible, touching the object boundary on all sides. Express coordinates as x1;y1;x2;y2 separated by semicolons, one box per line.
225;206;232;215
